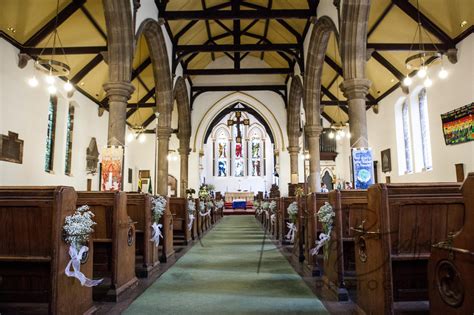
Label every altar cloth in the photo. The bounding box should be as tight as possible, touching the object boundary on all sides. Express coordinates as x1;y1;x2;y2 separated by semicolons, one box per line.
232;200;247;209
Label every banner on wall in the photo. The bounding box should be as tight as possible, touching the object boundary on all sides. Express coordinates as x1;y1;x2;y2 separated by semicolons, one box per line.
441;103;473;145
101;146;123;191
351;148;374;189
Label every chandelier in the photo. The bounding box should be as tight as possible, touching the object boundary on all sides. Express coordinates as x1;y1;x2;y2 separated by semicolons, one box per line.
28;0;73;94
402;0;448;88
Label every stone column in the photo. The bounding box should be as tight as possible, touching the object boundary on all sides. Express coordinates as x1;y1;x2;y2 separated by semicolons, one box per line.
156;127;171;196
103;82;134;146
305;124;323;193
178;139;190;197
341;78;371;148
287;145;300;184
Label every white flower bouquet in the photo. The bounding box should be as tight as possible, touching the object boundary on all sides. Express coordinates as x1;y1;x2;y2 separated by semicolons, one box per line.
215;200;225;209
151;195;167;223
261;201;270;211
187;199;196;215
311;202;336;258
199;200;206;213
63;205;97;249
269;200;277;214
287;201;298;223
317;202;335;226
207;201;214;209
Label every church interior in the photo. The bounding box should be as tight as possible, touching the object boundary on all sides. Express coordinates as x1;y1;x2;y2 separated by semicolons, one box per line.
0;0;473;314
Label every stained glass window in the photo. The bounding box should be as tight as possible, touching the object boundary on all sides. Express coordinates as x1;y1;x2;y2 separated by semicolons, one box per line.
233;124;245;177
217;131;227;176
401;100;413;173
417;88;432;170
45;96;58;172
250;131;262;176
65;104;75;175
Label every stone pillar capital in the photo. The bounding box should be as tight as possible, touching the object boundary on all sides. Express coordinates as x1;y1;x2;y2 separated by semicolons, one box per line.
103;81;135;102
178;146;191;156
340;78;371;100
305;125;323;138
287;146;300;155
156;127;172;140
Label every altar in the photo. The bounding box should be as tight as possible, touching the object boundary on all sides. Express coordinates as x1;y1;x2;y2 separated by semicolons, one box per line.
224;192;254;209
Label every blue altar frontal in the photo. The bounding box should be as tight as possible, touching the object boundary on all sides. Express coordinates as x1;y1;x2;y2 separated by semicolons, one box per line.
232;200;247;209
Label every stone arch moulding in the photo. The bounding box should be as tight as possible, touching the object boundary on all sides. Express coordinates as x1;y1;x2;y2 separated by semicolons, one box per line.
135;18;173;129
192;92;286;153
304;15;339;126
173;76;191;141
287;75;304;146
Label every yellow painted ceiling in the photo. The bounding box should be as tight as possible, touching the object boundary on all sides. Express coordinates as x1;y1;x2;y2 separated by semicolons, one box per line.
1;0;471;126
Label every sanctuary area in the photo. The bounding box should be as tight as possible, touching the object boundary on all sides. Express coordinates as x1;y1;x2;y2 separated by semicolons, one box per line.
0;0;473;314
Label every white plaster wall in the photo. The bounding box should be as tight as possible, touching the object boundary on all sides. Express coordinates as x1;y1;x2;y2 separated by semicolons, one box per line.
0;38;108;189
366;34;474;183
134;0;159;31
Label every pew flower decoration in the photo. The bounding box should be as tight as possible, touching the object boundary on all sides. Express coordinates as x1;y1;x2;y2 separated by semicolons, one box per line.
269;200;277;224
63;205;102;287
199;200;211;217
254;200;263;215
215;200;225;209
150;195;167;247
187;199;196;231
310;202;335;258
286;201;298;243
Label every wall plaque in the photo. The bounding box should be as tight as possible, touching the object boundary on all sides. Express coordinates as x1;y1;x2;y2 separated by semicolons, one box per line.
0;131;24;164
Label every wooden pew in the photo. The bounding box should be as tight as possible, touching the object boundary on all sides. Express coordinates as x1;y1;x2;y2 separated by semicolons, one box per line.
191;199;198;240
76;191;138;301
324;189;367;301
169;197;192;246
126;193;159;278
354;183;464;314
0;187;96;314
429;173;473;314
196;199;203;237
159;196;174;262
304;192;328;276
279;197;296;245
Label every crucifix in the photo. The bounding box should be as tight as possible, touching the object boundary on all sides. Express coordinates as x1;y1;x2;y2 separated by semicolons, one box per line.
227;111;249;143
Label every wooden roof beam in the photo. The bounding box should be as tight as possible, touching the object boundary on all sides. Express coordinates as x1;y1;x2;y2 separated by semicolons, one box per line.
367;43;450;51
126;88;156;119
161;9;312;20
176;43;299;53
184;68;292;75
70;53;103;83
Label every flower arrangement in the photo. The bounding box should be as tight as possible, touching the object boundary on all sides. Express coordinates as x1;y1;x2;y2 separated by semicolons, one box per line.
198;185;210;200
261;201;270;211
63;205;97;249
287;201;298;223
311;202;336;257
207;200;214;209
269;200;277;214
186;188;196;197
151;195;167;223
215;200;224;209
187;199;196;215
199;200;206;213
295;186;305;197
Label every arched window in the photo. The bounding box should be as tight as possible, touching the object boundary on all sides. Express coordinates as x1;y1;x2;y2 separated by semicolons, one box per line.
65;103;75;175
417;88;432;170
401;100;413;173
45;96;58;172
215;127;229;177
248;126;265;177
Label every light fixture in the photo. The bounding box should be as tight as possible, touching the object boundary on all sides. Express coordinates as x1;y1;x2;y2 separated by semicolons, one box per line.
460;20;468;28
304;153;310;160
328;131;335;139
403;76;413;87
403;0;448;86
28;76;39;87
7;27;16;33
138;133;146;143
423;76;433;88
27;0;72;94
48;85;57;94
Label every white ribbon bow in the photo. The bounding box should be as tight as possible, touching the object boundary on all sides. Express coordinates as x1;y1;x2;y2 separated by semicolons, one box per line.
199;210;211;217
150;222;163;247
310;228;332;256
285;222;297;243
65;245;103;287
187;214;195;231
271;214;276;224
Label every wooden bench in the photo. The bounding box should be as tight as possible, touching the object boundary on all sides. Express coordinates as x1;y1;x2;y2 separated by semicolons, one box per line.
304;192;328;276
0;186;96;314
354;183;464;314
279;197;296;245
429;173;473;314
324;189;367;301
76;191;138;301
126;193;159;278
169;197;192;246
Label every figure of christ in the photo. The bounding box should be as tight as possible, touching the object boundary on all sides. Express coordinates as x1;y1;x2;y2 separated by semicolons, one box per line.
218;142;226;158
235;143;242;158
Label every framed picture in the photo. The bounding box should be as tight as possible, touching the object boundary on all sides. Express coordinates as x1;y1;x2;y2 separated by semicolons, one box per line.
351;148;375;189
381;149;392;173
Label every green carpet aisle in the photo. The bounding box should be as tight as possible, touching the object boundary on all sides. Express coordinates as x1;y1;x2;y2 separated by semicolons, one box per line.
123;215;329;315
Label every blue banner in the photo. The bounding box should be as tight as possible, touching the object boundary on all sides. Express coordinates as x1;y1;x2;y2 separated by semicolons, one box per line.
352;148;374;189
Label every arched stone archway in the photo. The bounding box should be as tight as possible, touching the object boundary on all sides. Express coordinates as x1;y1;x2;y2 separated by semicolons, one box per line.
174;76;191;196
135;18;173;195
287;76;303;184
303;16;338;192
